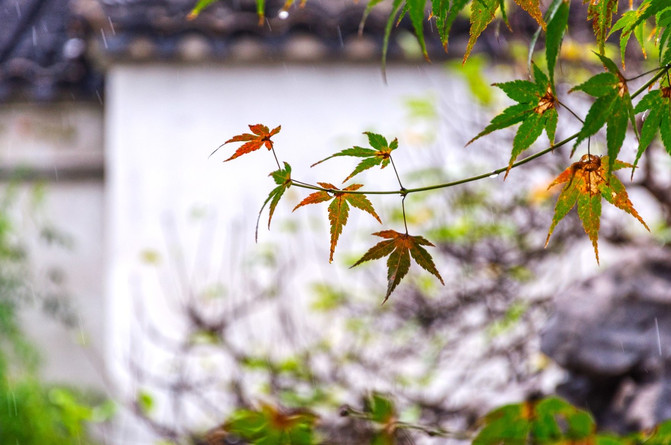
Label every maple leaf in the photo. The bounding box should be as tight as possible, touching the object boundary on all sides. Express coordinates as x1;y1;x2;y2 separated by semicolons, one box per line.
570;53;636;176
468;64;557;179
293;183;381;263
545;155;649;264
587;0;618;54
211;124;281;162
513;0;546;31
464;0;499;63
545;0;570;87
311;132;398;183
632;87;671;173
431;0;469;51
256;162;292;241
351;230;444;303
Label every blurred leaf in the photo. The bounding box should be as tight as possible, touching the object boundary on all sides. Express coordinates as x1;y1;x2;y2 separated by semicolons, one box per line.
136;390;155;415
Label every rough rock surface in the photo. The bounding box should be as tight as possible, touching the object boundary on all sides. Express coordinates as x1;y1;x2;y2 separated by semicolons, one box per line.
541;248;671;433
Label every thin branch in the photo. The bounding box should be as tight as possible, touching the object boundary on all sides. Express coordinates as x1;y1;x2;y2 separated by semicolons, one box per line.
288;64;671;198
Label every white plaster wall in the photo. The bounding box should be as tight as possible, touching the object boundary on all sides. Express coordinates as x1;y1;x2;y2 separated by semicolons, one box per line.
105;62;475;441
0;104;105;389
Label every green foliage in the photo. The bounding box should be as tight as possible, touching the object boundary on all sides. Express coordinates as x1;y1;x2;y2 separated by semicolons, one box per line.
468;64;557;178
0;193;108;445
257;161;292;240
475;397;671;444
544;0;569;87
223;403;317;444
312;132;398;183
633;87;671;170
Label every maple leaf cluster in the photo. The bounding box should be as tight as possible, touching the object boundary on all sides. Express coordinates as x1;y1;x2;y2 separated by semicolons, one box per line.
208;0;671;302
218;125;445;302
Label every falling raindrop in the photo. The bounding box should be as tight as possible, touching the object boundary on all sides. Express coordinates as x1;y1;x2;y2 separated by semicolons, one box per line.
15;1;20;18
336;25;344;47
32;26;37;46
278;10;289;20
95;89;103;104
101;29;108;49
108;16;116;35
655;317;662;356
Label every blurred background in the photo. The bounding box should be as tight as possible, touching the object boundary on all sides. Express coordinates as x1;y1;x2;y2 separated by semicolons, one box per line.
1;0;670;443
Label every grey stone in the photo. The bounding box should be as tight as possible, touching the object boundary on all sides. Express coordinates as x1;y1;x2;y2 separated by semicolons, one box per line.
541;247;671;433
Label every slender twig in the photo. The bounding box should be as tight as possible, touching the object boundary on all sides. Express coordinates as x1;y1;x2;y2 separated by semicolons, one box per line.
624;65;668;82
557;100;584;124
290;133;576;195
631;64;671;97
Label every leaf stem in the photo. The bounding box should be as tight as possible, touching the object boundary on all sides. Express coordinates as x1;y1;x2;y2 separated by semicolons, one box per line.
624;65;669;82
401;195;409;234
389;155;405;190
557;100;584;124
271;147;282;170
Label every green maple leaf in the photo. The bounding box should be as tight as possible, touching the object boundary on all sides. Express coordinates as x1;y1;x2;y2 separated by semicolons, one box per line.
545;155;649;264
475;397;596;444
571;53;636;176
660;8;671;64
256;162;292;241
351;230;444;303
633;87;671;172
311;132;398;182
431;0;469;51
464;0;499;63
545;0;570;88
610;0;671;65
468;64;557;178
293;183;381;263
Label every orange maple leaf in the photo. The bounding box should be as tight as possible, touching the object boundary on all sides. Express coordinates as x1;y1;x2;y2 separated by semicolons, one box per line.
211;124;281;161
545;155;649;263
352;230;444;303
293;183;381;263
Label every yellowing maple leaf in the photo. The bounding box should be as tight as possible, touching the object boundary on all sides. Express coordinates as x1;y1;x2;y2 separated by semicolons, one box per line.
545;155;649;263
352;230;444;303
293;183;381;263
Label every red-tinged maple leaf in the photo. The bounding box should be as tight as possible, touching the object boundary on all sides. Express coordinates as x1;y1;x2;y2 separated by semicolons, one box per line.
545;155;649;264
293;183;381;263
211;124;281;162
351;230;444;303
